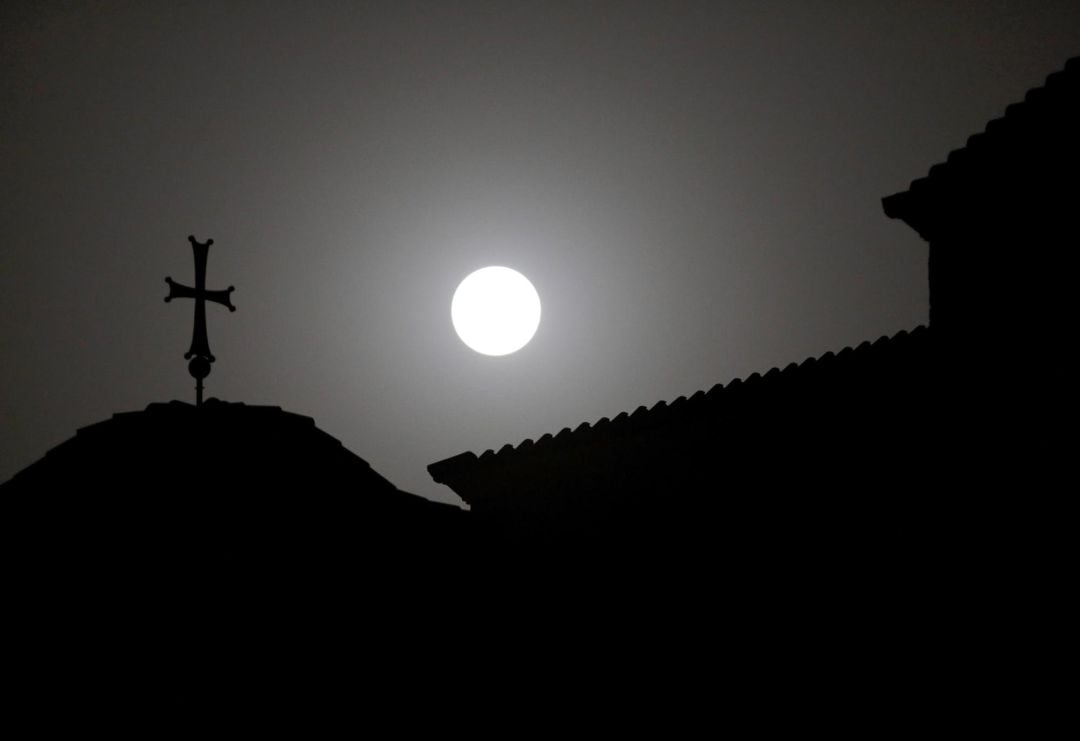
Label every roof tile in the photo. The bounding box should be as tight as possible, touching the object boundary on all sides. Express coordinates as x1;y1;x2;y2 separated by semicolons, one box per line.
886;56;1078;208
429;326;930;482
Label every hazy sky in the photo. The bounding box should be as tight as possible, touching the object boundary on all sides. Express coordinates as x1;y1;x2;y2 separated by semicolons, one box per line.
3;2;1078;504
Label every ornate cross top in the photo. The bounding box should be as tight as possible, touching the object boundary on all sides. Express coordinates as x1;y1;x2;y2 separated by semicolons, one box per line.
165;235;236;405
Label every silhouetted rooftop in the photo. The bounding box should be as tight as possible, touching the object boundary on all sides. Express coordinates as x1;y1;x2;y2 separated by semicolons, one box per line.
883;56;1079;236
5;398;471;719
430;324;931;499
5;396;468;567
7;398;448;509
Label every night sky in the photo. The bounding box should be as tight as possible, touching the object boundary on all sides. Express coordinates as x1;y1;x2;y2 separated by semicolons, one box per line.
3;2;1078;505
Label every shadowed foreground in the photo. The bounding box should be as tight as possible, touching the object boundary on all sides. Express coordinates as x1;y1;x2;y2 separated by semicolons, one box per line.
5;396;997;728
5;400;476;724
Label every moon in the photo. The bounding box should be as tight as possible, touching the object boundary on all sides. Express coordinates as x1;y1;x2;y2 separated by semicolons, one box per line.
452;266;541;356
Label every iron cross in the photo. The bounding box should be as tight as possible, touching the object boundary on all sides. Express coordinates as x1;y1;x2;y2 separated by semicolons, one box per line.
165;235;236;405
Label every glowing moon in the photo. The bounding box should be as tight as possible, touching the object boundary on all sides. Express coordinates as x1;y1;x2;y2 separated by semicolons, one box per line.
452;266;541;356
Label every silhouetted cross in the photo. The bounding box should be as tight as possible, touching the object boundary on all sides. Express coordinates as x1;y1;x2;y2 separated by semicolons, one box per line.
165;235;236;405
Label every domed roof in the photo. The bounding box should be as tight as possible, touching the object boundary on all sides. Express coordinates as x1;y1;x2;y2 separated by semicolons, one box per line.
11;399;411;497
5;399;471;719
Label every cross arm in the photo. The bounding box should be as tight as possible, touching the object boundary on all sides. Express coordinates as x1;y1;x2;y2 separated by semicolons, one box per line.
164;278;236;311
164;277;196;302
205;286;237;312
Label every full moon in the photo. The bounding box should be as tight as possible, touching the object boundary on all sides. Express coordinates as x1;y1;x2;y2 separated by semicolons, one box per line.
452;267;541;356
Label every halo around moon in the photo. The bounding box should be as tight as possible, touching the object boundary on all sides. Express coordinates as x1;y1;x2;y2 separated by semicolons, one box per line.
452;266;541;356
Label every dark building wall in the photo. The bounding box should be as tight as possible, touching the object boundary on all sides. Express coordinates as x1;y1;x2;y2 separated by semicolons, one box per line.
889;57;1078;362
435;329;938;574
4;400;474;720
879;62;1078;540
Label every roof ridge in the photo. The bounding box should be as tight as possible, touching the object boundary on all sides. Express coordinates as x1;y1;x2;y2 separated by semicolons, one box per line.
888;56;1078;197
441;325;928;464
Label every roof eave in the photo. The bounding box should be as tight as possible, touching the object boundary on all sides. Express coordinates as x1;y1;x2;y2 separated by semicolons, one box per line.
883;189;935;242
427;451;478;487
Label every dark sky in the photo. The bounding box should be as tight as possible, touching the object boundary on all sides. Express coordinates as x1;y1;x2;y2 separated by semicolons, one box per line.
3;2;1078;504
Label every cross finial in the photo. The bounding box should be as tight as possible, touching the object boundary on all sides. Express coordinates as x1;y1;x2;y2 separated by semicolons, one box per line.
165;235;236;405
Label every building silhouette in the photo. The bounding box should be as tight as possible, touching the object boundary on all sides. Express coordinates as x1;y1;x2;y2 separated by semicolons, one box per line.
425;59;1078;712
5;400;471;721
429;57;1078;574
6;56;1075;726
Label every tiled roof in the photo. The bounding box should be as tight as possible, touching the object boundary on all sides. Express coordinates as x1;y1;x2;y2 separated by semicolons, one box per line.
429;325;931;491
883;56;1079;235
